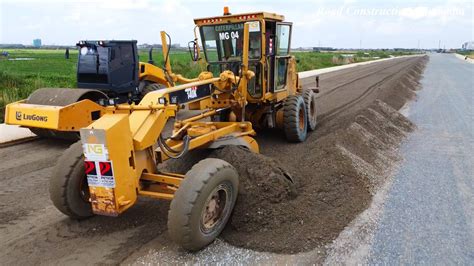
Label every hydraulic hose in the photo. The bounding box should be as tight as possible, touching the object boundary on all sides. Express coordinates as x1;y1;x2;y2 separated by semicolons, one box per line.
158;134;191;159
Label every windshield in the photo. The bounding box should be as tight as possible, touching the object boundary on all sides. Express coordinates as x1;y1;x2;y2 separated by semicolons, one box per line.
78;45;109;74
200;22;261;62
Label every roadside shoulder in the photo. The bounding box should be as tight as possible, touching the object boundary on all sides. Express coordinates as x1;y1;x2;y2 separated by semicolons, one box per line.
454;53;474;64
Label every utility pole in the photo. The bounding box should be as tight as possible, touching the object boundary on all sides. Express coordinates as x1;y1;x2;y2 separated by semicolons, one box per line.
438;40;441;50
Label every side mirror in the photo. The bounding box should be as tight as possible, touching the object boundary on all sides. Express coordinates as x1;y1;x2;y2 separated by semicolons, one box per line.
188;40;199;62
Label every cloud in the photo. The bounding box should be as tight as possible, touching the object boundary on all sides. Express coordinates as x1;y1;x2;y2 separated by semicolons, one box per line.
1;0;472;48
374;21;405;35
97;0;152;10
64;12;81;22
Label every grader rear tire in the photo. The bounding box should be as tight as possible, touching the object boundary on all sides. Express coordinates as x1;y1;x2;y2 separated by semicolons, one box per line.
302;89;318;131
283;95;308;142
167;158;239;251
49;141;93;219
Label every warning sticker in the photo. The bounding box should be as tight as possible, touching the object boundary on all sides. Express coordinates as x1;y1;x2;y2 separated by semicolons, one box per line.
84;160;115;188
248;21;260;32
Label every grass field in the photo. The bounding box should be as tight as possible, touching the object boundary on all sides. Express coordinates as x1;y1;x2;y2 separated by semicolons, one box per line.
457;50;474;59
0;48;414;122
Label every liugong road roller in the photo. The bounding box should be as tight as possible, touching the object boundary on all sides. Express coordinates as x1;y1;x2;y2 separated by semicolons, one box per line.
4;8;318;250
5;37;188;139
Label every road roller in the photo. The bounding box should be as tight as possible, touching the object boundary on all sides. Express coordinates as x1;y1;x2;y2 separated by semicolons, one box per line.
4;38;179;139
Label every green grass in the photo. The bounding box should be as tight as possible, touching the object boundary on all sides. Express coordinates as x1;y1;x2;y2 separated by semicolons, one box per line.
457;50;474;59
294;52;340;69
0;49;79;122
294;50;415;70
0;48;415;122
0;49;205;121
142;50;205;77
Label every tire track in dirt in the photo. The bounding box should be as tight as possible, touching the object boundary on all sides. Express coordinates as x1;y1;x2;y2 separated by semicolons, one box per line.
316;58;411;98
319;58;420;123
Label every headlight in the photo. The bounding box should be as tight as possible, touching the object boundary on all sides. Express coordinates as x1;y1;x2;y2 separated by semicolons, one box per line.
80;47;88;56
158;97;167;105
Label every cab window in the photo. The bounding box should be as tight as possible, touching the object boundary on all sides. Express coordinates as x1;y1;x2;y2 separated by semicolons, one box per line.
201;22;261;62
277;24;291;55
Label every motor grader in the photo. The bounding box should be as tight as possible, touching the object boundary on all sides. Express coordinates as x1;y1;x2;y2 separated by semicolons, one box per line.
4;9;318;251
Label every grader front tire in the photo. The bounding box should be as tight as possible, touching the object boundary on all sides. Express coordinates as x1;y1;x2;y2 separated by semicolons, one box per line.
167;158;239;251
49;141;93;219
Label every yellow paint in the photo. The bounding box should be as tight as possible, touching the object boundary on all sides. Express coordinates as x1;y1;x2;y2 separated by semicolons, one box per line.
5;99;104;131
85;114;137;215
138;62;172;87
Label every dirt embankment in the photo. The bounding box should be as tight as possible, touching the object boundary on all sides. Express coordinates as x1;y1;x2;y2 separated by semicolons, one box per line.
220;100;416;253
164;56;428;254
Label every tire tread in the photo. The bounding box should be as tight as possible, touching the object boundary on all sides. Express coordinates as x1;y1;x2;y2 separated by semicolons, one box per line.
283;95;308;142
49;141;92;219
168;158;238;251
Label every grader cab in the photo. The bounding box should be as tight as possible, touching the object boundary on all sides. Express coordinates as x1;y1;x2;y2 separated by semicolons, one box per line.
4;8;318;251
191;11;317;137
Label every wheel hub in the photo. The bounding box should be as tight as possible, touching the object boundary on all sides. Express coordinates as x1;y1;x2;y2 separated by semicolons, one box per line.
200;184;229;233
299;106;305;130
79;174;91;202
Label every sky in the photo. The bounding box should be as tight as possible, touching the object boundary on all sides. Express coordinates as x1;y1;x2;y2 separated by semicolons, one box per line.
0;0;472;49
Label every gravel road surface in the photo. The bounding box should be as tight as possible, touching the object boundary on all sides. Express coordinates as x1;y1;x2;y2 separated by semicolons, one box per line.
368;53;474;264
0;56;425;264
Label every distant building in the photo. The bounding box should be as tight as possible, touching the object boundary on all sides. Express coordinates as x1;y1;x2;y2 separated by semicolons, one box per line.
0;44;25;49
138;43;162;49
461;41;474;50
33;39;42;48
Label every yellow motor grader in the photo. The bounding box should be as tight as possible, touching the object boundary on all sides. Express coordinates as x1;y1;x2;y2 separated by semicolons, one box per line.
4;8;318;251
